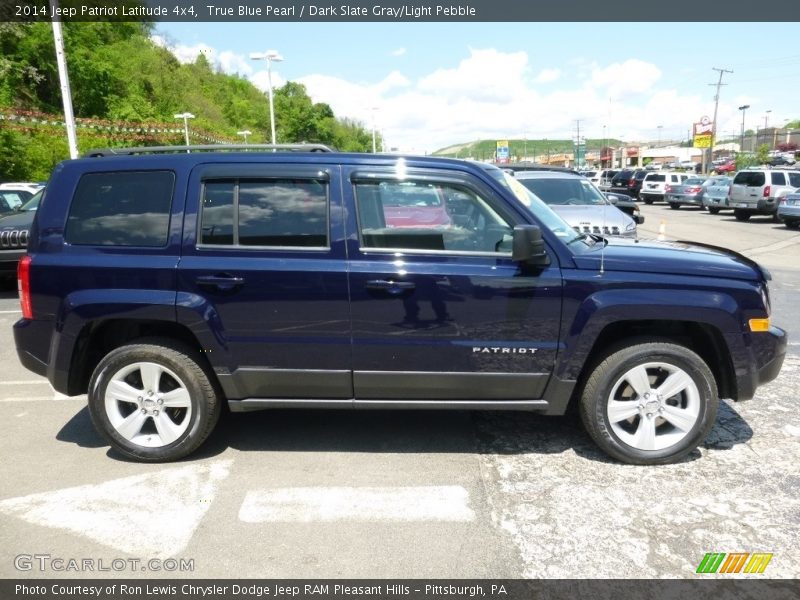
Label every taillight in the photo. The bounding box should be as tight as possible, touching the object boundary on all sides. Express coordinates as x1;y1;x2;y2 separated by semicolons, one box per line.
779;198;787;205
629;178;636;186
763;186;771;197
686;186;702;193
18;255;32;319
665;185;672;192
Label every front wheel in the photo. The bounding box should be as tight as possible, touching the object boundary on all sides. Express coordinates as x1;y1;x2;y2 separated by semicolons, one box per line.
88;338;221;462
579;341;718;465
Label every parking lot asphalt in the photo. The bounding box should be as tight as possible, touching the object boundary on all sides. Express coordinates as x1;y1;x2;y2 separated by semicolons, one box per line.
0;202;797;580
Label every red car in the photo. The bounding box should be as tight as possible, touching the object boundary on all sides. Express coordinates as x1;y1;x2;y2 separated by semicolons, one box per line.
715;160;736;173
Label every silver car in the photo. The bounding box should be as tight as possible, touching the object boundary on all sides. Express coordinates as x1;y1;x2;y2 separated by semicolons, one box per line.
514;171;637;238
777;188;800;229
664;176;707;209
701;176;733;214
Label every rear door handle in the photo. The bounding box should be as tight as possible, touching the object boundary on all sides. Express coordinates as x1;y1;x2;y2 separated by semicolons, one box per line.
366;279;415;295
196;274;245;291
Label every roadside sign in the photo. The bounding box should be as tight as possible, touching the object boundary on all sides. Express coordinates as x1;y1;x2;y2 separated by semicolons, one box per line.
496;140;510;164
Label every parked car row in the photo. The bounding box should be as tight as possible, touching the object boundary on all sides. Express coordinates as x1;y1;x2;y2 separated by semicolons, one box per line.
618;167;800;229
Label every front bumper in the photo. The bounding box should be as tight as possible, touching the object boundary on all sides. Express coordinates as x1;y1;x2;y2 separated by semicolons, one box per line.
735;326;787;401
0;250;25;275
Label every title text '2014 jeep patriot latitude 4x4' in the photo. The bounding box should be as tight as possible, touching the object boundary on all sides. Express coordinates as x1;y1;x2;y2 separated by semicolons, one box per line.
14;146;786;465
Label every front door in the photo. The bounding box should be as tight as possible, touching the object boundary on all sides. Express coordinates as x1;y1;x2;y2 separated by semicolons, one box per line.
343;165;563;402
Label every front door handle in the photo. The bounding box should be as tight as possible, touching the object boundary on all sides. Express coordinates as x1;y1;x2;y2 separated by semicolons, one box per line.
196;274;245;291
366;279;416;295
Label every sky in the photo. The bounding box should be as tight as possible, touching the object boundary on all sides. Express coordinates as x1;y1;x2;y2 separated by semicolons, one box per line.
154;22;800;153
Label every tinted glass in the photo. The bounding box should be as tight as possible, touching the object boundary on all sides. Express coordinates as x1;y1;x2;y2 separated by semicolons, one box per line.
771;172;786;186
355;179;513;253
200;182;234;245
238;180;327;247
646;174;666;182
734;172;765;186
788;173;800;188
66;171;174;246
200;178;328;247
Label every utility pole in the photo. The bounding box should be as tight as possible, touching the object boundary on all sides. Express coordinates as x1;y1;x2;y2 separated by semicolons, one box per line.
707;67;733;173
574;119;582;167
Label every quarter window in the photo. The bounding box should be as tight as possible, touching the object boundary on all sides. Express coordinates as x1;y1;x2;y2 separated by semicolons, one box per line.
353;179;513;254
66;171;174;246
200;178;328;247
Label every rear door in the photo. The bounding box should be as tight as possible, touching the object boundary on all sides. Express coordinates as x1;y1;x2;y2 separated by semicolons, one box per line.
342;165;563;403
177;162;352;400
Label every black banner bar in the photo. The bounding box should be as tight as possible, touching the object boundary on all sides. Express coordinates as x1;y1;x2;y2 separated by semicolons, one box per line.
3;580;800;600
2;0;800;22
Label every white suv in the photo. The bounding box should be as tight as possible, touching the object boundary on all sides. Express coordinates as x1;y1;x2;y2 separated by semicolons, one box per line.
639;172;689;204
728;169;800;221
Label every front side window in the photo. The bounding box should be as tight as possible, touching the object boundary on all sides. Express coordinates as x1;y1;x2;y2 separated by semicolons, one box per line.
66;171;174;246
354;178;512;254
200;178;328;248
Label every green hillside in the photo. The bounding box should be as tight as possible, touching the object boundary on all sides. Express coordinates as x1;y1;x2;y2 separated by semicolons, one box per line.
0;21;375;180
433;138;622;161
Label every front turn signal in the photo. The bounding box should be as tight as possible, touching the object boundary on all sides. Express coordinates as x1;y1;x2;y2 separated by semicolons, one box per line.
749;318;770;332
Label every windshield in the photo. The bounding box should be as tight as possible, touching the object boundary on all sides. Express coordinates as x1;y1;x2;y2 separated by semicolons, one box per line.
493;172;582;244
18;189;43;211
517;177;609;206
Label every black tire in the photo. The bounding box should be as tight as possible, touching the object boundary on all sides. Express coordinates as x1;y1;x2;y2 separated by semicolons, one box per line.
786;220;800;229
643;198;654;205
734;209;751;222
669;203;680;210
88;338;221;462
708;207;720;215
579;341;718;465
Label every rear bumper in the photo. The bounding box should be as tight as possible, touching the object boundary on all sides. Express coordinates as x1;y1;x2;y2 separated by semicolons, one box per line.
732;198;777;214
666;194;703;205
640;192;664;201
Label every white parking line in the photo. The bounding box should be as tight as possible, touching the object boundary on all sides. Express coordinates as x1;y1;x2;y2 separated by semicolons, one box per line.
239;485;475;523
0;310;21;314
0;381;50;385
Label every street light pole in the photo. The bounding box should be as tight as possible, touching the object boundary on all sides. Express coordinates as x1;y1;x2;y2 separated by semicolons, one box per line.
764;110;772;149
174;112;195;152
49;0;78;159
738;104;749;153
370;106;378;154
657;125;663;146
250;50;284;146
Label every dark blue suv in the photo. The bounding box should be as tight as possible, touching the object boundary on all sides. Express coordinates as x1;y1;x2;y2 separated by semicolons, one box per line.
13;146;787;464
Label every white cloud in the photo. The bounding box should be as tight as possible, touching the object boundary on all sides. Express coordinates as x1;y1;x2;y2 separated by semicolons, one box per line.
150;35;252;76
391;47;407;57
250;70;287;92
591;59;662;95
533;68;561;84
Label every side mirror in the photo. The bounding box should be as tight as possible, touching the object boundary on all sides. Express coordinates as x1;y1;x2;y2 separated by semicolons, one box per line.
512;224;550;266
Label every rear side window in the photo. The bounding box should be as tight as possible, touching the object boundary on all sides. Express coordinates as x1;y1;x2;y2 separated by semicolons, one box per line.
771;172;787;186
789;173;800;188
200;178;328;248
66;171;174;246
733;171;765;186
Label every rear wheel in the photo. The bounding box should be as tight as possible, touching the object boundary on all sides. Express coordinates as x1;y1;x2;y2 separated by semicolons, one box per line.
669;202;680;210
643;197;654;205
88;338;221;462
786;220;800;229
734;209;751;222
708;207;720;215
579;341;718;465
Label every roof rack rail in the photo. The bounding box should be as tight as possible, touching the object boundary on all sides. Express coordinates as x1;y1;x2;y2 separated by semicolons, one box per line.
83;143;335;157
